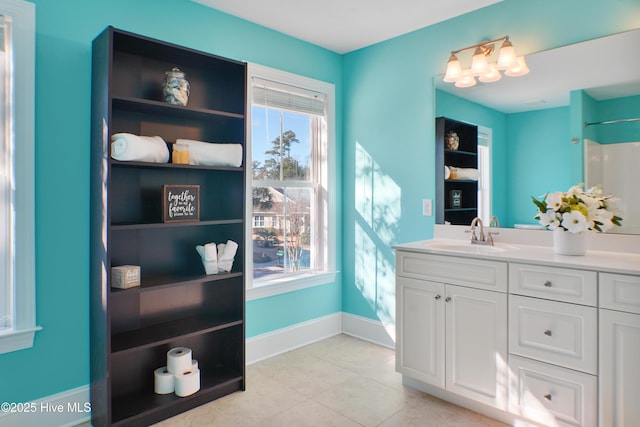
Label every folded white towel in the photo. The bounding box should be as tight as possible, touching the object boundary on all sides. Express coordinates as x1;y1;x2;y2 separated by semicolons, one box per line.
111;133;170;163
175;139;243;167
196;243;218;275
217;240;238;272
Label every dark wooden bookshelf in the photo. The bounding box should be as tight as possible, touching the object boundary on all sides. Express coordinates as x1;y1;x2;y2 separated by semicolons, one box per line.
435;117;479;225
90;26;246;426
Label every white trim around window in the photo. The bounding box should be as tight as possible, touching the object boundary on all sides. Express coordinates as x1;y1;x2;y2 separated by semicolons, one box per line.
0;0;39;354
245;63;337;300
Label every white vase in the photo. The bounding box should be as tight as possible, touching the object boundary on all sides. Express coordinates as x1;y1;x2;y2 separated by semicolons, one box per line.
553;228;586;255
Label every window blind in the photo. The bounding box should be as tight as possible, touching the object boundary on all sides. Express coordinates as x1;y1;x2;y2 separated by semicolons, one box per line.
252;77;325;116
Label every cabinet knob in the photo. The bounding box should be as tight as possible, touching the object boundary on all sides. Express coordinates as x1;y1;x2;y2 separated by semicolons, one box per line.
544;393;552;401
544;281;552;287
435;295;441;300
445;297;452;302
544;329;552;336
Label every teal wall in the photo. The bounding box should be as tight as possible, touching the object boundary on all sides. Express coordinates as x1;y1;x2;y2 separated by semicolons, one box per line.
341;0;640;320
3;0;640;408
0;0;342;404
505;107;571;226
595;94;640;144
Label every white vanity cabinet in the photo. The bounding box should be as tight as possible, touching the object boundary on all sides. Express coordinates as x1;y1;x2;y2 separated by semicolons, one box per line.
599;273;640;427
396;251;508;409
395;240;640;427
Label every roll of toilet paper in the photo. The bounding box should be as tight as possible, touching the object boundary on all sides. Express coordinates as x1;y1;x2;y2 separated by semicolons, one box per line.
167;347;192;374
154;367;175;394
174;369;201;397
191;359;198;370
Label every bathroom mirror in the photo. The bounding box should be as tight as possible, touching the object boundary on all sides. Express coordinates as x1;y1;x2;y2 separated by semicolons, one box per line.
435;29;640;234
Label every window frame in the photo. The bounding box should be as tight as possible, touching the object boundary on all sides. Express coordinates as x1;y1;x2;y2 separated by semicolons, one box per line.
245;63;337;301
0;0;38;354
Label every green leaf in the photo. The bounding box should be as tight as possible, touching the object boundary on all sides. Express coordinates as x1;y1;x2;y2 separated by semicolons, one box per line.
531;195;547;212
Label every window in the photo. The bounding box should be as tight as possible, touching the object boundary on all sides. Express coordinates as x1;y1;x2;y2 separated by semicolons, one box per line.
247;64;335;298
0;14;11;331
0;0;37;354
253;214;265;228
477;126;492;223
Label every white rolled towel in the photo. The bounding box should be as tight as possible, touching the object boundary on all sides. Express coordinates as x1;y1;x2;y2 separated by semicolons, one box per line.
456;167;479;180
196;242;218;275
111;133;169;163
176;139;243;167
446;166;479;181
217;240;238;272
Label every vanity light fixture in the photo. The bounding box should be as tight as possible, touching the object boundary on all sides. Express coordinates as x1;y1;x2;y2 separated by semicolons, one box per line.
444;36;529;87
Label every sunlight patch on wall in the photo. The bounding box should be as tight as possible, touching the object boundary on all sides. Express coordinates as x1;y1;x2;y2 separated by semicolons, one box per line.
353;141;402;338
355;141;401;246
354;222;395;336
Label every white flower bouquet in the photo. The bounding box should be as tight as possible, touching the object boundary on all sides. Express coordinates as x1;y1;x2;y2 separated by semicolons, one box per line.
532;184;623;233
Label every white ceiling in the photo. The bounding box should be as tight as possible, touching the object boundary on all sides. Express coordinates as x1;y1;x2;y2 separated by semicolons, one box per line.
193;0;502;54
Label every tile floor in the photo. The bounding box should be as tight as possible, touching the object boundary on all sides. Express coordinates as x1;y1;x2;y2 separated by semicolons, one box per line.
151;334;509;427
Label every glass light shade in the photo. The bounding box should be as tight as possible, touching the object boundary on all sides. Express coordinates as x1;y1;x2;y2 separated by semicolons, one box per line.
455;69;477;88
497;40;517;70
479;63;502;83
443;54;462;82
505;56;530;77
471;47;489;76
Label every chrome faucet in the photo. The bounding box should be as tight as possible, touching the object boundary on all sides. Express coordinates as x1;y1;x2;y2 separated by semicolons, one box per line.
468;217;485;243
467;216;499;246
489;215;500;228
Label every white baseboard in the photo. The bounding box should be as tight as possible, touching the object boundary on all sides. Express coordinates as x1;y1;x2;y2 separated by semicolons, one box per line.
11;311;392;426
246;311;396;363
341;312;395;349
246;312;343;364
0;385;90;427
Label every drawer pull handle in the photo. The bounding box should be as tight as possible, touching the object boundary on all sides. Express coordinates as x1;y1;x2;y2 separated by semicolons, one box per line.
544;329;552;336
445;297;452;303
435;295;441;300
544;393;552;401
544;281;552;287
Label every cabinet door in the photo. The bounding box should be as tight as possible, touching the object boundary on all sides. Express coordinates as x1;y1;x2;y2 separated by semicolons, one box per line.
446;284;507;409
599;309;640;427
396;277;445;387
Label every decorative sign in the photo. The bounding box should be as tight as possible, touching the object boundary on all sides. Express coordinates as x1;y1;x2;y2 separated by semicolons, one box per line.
450;189;462;208
163;185;200;222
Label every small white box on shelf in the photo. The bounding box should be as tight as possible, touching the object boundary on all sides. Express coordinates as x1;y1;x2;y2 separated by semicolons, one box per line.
111;265;141;289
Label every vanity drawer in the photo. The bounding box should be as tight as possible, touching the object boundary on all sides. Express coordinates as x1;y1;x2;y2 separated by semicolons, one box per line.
509;295;597;374
599;273;640;314
509;355;597;427
509;263;597;306
396;251;507;292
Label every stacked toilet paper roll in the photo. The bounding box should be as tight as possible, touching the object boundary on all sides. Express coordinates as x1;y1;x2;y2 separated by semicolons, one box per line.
153;347;201;397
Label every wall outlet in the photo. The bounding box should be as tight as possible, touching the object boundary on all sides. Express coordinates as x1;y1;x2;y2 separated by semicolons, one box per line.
422;199;432;216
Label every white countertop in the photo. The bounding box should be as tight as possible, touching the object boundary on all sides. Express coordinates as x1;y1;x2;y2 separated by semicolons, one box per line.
394;238;640;276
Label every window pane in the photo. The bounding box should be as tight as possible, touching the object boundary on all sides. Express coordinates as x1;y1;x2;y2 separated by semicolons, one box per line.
252;106;311;181
252;187;313;280
0;16;11;331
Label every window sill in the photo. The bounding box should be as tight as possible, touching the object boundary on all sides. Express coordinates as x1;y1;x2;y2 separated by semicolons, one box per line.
0;326;42;355
246;271;338;301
